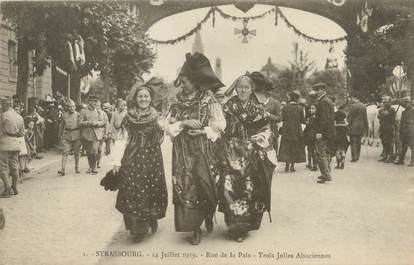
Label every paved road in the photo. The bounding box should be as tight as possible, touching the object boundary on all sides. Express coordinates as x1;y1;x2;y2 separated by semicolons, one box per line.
1;141;413;265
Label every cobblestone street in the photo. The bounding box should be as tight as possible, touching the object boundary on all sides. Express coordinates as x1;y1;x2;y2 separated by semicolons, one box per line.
1;140;413;265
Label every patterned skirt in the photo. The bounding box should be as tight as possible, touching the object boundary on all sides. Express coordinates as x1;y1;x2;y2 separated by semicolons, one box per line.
115;144;168;231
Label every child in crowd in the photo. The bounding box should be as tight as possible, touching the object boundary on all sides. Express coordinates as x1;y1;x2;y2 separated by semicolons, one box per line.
25;118;37;164
303;104;318;171
334;106;350;169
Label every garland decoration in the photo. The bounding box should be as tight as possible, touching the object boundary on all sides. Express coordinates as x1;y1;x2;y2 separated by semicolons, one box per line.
214;6;276;21
275;7;346;43
148;7;215;44
148;6;347;45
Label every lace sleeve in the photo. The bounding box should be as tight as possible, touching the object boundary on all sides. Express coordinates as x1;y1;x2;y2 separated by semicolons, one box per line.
204;102;226;142
159;110;183;138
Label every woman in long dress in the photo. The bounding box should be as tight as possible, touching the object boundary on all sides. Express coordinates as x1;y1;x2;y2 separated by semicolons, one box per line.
278;91;306;172
217;72;277;242
163;52;226;245
113;78;168;242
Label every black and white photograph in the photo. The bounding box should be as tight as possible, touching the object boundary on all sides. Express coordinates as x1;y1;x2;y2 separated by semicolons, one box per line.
0;0;413;264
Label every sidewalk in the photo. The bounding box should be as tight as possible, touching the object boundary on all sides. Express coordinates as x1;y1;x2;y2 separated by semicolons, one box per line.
0;150;61;192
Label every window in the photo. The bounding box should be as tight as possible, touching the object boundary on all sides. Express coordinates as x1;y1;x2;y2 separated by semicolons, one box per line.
8;40;17;81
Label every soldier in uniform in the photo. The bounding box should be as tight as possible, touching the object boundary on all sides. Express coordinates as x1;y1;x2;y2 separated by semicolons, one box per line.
378;96;396;163
0;97;25;197
95;100;109;169
110;99;127;142
101;102;113;156
58;99;81;176
395;97;414;166
80;95;106;174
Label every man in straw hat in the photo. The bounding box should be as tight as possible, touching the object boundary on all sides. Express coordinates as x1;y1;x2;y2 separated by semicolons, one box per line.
79;95;106;174
395;96;414;166
58;99;81;176
311;83;335;184
0;97;25;197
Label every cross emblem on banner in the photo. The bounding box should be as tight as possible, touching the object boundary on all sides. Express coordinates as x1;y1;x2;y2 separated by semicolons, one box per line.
234;19;256;43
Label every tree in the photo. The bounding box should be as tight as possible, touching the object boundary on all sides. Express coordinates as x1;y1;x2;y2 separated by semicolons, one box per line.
345;10;414;102
268;43;315;101
307;69;347;105
1;2;155;103
289;42;315;95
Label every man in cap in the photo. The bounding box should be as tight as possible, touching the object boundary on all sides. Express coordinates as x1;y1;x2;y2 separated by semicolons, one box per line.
101;102;113;156
347;95;368;162
0;97;25;197
395;97;414;166
80;95;106;174
262;84;282;151
378;96;396;162
109;99;127;143
95;100;109;168
58;99;81;176
311;83;335;184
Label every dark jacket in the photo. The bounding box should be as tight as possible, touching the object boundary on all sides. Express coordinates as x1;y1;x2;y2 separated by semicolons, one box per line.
378;107;396;139
304;114;318;146
399;106;414;144
263;97;282;135
281;102;305;140
316;93;335;140
347;101;368;136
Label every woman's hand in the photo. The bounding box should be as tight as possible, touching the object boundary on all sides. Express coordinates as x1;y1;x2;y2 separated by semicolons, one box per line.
182;119;203;129
113;165;120;174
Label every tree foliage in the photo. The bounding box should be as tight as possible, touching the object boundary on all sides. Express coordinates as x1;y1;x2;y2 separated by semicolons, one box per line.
307;69;347;104
1;2;155;97
345;10;414;102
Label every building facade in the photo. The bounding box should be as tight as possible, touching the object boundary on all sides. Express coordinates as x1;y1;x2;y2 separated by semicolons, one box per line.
0;17;52;101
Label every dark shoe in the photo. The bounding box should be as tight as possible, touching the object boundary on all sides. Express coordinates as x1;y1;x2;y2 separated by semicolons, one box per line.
0;190;12;198
190;228;201;245
86;168;92;174
311;167;318;171
335;165;340;169
132;233;146;242
385;159;393;163
340;163;345;169
58;169;65;176
235;236;246;242
91;170;98;175
11;186;18;195
393;160;404;165
205;217;214;233
150;220;158;234
284;164;289;172
35;155;43;160
378;158;386;162
350;160;357;162
97;164;101;169
75;168;81;174
317;177;331;183
22;168;30;173
408;163;414;167
290;167;296;172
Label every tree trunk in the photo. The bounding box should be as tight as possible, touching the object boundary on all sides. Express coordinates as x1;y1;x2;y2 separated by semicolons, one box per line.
70;71;81;104
16;35;30;111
